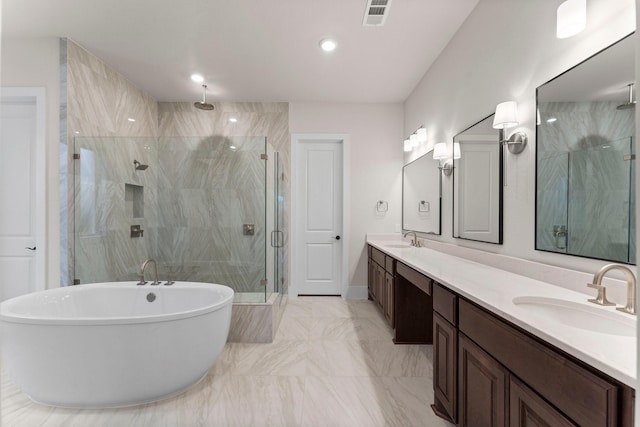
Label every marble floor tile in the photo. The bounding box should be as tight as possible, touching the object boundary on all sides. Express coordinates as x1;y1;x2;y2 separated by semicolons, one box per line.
210;340;308;377
364;340;433;377
281;297;313;318
309;317;393;341
274;316;313;341
306;340;377;377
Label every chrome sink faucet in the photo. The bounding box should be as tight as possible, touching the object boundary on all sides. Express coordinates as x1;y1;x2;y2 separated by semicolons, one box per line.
139;259;160;285
587;263;636;315
403;231;421;247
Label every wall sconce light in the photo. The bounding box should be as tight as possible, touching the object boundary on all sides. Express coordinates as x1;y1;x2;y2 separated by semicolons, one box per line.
492;101;527;154
403;138;412;152
409;133;419;148
433;142;453;176
417;127;427;143
557;0;586;39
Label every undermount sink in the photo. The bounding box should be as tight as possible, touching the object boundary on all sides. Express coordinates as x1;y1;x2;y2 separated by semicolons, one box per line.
512;296;635;337
384;243;411;249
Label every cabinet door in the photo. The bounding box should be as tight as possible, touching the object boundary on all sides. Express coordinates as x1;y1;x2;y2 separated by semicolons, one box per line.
432;312;457;423
367;259;375;300
459;334;508;427
384;272;394;327
375;263;384;308
509;376;576;427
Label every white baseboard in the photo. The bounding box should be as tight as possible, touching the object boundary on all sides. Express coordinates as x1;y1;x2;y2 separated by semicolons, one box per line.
345;285;368;300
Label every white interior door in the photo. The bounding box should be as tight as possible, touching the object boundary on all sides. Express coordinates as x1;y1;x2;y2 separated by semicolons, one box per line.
295;139;343;295
0;88;46;300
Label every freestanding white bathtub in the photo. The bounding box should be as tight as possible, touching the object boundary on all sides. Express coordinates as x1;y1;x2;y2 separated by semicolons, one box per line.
0;281;233;408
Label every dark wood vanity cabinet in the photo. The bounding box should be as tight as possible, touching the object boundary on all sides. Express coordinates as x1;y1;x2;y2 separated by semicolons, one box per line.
367;246;395;327
367;245;433;340
431;286;634;427
432;284;458;423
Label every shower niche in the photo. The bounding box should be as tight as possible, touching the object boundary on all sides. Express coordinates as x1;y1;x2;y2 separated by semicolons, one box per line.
125;184;144;219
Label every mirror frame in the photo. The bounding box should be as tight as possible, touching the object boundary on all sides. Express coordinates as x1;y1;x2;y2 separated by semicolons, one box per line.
402;150;442;236
452;114;503;244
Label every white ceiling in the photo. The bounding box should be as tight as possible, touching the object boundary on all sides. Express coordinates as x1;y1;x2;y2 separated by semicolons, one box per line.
2;0;479;103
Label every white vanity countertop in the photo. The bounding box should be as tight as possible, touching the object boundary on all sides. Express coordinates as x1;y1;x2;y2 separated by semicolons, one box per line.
367;238;637;388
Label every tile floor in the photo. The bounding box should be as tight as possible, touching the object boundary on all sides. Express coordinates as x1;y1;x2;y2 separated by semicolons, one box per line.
1;297;454;427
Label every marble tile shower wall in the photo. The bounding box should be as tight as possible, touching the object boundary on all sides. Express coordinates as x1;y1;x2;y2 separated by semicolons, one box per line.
537;101;635;262
62;39;291;293
158;102;290;294
63;39;158;285
157;136;267;292
74;137;159;283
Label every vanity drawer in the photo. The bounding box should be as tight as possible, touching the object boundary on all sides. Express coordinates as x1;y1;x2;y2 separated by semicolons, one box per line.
459;299;620;427
433;283;457;325
371;247;385;267
396;262;432;295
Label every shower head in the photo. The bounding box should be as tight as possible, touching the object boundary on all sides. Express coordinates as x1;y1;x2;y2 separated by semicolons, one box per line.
194;84;214;111
133;160;148;171
617;83;636;110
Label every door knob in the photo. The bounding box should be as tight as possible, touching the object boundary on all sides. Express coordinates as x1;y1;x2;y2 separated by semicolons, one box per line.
25;246;36;251
334;236;341;240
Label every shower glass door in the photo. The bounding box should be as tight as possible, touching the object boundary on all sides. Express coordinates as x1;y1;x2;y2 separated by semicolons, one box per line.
73;135;269;302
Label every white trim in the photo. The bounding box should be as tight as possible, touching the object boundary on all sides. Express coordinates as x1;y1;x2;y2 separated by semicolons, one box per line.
291;133;350;298
1;87;47;292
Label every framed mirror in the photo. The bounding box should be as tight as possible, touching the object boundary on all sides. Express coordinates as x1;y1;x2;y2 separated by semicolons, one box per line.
402;150;441;235
536;34;635;264
453;115;503;244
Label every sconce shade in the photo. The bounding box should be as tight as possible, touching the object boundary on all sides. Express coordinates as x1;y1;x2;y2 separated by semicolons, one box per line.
557;0;586;39
417;127;427;143
453;142;461;160
492;101;519;129
403;139;412;152
433;143;448;160
410;133;419;147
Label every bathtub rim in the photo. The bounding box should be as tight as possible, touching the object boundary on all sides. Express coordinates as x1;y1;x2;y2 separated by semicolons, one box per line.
0;281;234;326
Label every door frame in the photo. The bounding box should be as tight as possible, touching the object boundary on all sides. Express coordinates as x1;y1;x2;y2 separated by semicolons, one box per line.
291;133;350;298
1;87;47;293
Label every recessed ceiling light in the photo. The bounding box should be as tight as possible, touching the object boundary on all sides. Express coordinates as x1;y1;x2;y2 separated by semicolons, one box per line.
190;74;204;83
546;117;557;123
74;131;80;135
319;38;337;52
127;118;136;122
229;117;238;123
229;145;237;151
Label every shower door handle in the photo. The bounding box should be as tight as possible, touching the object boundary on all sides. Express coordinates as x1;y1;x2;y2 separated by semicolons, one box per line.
271;231;284;248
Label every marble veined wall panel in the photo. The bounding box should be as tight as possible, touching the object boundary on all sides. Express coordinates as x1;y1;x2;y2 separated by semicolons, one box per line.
63;39;158;286
73;137;159;283
158;103;290;296
156;136;267;293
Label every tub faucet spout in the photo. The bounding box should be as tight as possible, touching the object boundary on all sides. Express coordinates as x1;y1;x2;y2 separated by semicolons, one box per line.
139;259;159;285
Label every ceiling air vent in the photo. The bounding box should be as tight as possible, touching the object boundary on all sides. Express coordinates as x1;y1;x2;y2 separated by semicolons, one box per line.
363;0;392;27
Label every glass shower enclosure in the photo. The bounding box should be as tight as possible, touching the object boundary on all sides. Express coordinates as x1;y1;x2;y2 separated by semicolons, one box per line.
73;135;283;303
